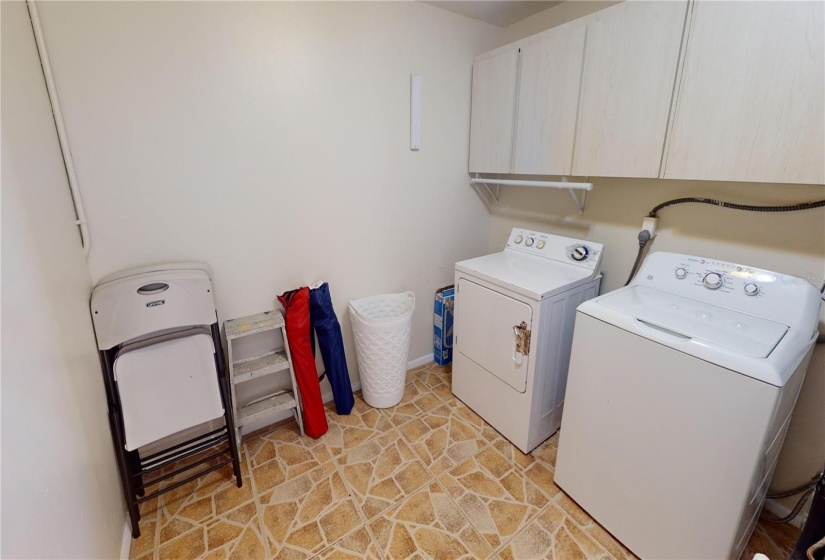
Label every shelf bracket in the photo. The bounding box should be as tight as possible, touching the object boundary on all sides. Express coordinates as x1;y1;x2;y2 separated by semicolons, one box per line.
474;173;500;202
563;176;587;215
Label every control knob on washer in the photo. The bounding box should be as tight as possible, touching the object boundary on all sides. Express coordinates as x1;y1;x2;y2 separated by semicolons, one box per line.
571;246;589;261
744;283;759;296
675;267;688;279
525;238;534;247
703;272;724;290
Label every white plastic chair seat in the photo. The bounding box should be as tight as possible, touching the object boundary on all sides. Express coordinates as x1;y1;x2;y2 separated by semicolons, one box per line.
114;329;224;451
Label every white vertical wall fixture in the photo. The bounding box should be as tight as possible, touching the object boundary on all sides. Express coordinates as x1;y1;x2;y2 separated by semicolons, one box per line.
26;0;91;257
410;73;421;150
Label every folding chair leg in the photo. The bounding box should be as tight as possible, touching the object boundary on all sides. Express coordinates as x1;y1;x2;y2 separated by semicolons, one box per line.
109;410;142;538
213;327;243;489
226;405;243;488
128;450;145;498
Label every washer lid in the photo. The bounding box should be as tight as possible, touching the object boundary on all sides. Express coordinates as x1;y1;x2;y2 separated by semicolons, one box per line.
598;286;789;358
455;251;597;300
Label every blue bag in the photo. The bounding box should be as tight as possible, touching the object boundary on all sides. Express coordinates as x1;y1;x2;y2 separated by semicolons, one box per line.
309;282;354;415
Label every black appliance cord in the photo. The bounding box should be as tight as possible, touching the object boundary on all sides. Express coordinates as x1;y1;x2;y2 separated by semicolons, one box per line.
648;197;825;218
624;197;825;285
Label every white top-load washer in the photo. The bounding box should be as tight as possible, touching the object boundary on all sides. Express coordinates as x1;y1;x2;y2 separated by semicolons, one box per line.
452;228;604;453
555;252;821;560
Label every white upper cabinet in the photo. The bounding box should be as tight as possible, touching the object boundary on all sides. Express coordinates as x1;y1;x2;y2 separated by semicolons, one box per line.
513;25;586;176
571;1;689;178
663;1;825;184
468;48;520;174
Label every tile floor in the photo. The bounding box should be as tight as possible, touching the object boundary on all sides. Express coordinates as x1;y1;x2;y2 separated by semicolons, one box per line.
130;362;800;560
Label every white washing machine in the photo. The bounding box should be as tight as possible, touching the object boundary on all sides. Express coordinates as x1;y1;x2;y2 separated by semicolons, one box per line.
452;228;604;454
555;251;821;560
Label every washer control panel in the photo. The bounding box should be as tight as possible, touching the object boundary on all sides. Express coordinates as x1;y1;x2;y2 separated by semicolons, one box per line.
638;252;818;311
505;228;603;271
669;257;778;298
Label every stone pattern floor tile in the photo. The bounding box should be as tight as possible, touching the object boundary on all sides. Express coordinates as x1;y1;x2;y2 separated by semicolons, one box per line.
337;429;433;521
129;498;159;560
247;421;333;494
313;526;382;559
383;377;445;427
130;362;798;560
259;462;363;559
399;398;502;477
369;482;493;560
439;447;550;550
323;394;394;457
499;504;612;560
555;494;637;560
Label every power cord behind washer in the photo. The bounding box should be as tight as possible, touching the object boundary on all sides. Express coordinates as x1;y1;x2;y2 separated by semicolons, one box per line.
648;197;825;218
761;470;824;524
624;196;825;286
625;230;652;286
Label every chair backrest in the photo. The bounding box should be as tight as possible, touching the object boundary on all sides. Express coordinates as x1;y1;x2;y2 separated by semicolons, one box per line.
91;264;217;350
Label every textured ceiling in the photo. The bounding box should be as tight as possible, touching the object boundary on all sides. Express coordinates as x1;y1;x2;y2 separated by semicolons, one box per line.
421;1;563;27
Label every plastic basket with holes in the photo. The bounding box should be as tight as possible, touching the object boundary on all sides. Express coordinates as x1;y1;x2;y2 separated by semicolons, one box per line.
349;291;416;408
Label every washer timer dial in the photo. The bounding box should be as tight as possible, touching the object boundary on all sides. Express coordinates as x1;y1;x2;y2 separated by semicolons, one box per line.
703;272;724;290
525;238;535;247
571;245;590;261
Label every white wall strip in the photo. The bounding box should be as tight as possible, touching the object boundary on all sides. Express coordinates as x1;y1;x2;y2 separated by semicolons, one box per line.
120;521;131;560
27;0;91;257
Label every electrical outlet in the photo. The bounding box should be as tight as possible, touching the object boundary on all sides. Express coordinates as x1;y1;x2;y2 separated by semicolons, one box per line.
642;217;659;238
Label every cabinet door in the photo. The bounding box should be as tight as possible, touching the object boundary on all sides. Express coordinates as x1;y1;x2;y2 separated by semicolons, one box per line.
663;2;824;184
513;25;586;176
468;49;520;174
572;1;689;178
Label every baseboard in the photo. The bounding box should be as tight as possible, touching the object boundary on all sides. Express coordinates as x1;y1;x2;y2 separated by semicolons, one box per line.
322;381;362;403
763;497;808;529
120;519;131;560
407;353;434;369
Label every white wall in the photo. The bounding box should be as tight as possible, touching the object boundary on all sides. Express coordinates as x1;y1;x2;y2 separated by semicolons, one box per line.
35;2;499;397
0;2;125;557
491;1;825;517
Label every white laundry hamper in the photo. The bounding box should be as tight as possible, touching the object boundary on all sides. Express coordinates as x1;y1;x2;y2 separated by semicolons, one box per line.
349;291;415;408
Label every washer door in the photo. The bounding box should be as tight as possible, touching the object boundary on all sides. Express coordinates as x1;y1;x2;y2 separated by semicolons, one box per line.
456;278;533;393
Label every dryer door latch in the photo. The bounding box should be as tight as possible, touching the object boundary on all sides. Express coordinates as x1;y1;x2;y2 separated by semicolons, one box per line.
512;321;531;365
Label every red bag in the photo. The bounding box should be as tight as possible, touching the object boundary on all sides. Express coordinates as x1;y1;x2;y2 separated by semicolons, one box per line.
278;287;328;438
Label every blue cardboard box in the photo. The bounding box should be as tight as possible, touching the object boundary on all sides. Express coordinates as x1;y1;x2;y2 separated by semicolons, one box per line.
433;286;454;366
